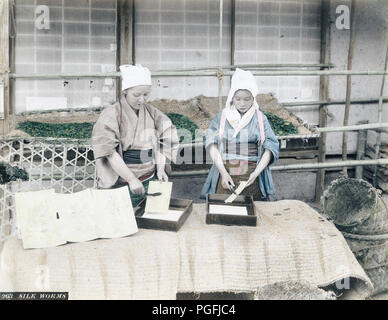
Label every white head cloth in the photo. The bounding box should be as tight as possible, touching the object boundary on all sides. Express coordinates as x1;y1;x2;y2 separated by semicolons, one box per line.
224;68;260;137
120;64;152;91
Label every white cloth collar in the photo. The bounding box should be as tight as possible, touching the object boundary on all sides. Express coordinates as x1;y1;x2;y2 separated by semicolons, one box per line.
224;68;260;137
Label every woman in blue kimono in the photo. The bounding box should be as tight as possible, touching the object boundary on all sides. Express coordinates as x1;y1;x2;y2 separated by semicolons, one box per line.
200;69;279;201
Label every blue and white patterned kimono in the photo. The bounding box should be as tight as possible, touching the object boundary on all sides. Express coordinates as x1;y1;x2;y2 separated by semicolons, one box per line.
200;111;280;200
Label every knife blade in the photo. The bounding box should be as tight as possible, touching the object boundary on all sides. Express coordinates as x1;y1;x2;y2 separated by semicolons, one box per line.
228;182;237;195
145;192;162;197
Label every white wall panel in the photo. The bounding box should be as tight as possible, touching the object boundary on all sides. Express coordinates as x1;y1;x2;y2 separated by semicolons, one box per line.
14;0;117;113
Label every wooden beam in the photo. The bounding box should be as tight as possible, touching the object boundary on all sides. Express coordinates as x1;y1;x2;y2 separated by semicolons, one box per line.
372;42;388;186
230;0;235;66
0;0;10;136
9;0;15;129
315;0;330;203
355;120;368;179
342;0;357;176
118;0;134;66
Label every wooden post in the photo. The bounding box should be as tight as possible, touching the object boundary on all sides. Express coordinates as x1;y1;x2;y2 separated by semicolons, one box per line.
230;0;235;67
0;0;10;136
372;42;388;186
218;0;223;111
117;0;135;95
118;0;135;66
342;0;357;176
355;120;368;179
315;0;330;202
9;0;15;129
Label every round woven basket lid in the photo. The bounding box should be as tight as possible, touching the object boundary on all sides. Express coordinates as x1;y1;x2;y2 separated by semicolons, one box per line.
322;178;378;227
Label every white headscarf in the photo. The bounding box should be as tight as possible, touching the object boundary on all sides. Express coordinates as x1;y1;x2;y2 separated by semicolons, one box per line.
224;68;260;138
120;64;152;91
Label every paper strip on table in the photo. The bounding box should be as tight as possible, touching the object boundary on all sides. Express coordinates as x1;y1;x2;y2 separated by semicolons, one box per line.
145;181;172;214
224;181;248;203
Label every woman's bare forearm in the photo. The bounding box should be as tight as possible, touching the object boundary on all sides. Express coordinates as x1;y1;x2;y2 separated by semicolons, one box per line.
253;149;272;177
155;149;166;173
107;151;137;183
209;144;228;177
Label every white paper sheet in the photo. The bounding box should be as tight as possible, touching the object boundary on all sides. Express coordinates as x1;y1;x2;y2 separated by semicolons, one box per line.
145;181;172;214
92;187;138;238
54;189;96;242
15;189;64;249
224;181;248;203
14;186;138;249
142;209;183;222
209;204;248;216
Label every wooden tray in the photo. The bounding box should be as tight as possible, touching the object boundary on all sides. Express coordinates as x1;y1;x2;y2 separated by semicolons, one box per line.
134;198;193;232
206;194;257;227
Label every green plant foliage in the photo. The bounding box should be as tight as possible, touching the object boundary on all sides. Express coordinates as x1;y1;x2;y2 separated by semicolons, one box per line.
18;113;200;142
264;112;298;136
166;113;200;142
17;111;297;141
18;121;94;139
0;162;29;185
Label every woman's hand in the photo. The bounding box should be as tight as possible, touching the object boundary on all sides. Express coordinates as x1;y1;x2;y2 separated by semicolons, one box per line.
246;171;259;187
221;173;235;191
246;149;272;187
157;170;169;182
128;177;145;195
209;144;235;192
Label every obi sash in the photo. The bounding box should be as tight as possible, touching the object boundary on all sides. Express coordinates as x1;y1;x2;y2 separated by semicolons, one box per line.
122;149;153;164
224;142;258;157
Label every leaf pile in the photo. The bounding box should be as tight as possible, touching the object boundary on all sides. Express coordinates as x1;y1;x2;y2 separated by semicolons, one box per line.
18;113;200;142
0;162;29;184
166;113;199;142
18;121;94;139
264;112;298;136
17;112;296;140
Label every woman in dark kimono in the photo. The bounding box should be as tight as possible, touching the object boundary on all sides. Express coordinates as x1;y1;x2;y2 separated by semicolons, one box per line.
201;69;279;201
